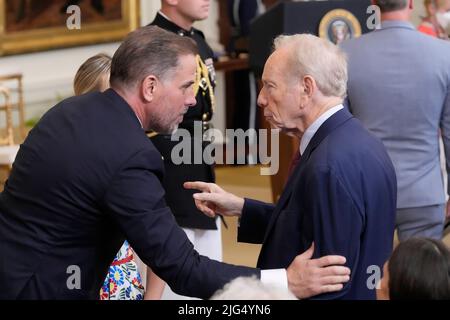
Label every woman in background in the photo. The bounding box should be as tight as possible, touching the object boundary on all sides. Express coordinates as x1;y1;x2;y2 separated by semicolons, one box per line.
73;53;111;95
73;54;145;300
418;0;450;39
377;238;450;300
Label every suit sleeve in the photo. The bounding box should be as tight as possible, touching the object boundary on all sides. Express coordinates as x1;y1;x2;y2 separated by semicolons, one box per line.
440;76;450;197
238;198;275;244
305;166;364;300
102;148;260;299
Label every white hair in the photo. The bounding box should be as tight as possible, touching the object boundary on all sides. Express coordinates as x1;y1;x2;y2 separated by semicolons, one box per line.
210;277;298;300
273;33;348;99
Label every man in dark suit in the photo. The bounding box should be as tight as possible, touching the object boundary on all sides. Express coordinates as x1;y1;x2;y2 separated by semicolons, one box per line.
186;34;397;299
0;26;351;300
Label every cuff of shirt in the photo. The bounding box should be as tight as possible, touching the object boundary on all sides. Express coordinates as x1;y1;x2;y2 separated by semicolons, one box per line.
261;269;288;290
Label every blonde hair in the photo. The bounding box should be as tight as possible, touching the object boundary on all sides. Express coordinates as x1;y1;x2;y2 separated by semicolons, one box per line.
74;53;112;96
273;34;348;99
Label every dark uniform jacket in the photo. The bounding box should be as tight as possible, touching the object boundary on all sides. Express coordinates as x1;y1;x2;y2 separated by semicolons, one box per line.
149;13;218;230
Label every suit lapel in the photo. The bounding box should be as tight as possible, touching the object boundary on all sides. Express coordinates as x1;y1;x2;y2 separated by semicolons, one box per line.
260;109;354;246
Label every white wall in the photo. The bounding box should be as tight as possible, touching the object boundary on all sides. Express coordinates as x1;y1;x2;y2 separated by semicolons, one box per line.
0;0;159;121
0;43;121;120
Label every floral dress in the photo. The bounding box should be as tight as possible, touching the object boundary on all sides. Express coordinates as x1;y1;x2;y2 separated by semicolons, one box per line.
100;241;145;300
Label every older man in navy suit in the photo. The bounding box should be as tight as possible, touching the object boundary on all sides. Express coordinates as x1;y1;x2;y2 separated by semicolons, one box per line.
187;34;397;299
0;26;351;300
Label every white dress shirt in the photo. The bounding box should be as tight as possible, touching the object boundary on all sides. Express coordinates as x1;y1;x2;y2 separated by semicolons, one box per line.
300;104;344;155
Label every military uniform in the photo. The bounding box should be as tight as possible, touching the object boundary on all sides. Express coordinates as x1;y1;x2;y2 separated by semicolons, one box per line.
149;13;218;230
149;13;222;300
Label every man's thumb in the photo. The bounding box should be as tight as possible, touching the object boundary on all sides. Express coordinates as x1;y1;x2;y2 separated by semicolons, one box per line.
298;242;315;260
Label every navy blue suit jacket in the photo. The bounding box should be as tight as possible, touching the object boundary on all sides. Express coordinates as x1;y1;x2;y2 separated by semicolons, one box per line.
0;89;259;300
238;109;396;299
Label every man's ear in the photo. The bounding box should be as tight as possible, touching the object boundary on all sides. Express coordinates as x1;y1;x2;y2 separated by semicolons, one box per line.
303;75;315;98
142;75;158;103
409;0;414;10
164;0;179;7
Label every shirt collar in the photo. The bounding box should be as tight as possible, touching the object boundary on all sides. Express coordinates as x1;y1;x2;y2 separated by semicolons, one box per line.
104;89;144;129
102;88;143;128
299;104;344;156
135;115;143;128
157;11;194;36
380;20;415;31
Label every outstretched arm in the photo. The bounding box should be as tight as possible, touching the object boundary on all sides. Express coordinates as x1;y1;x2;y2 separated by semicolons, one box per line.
184;181;351;299
184;181;245;218
185;181;275;243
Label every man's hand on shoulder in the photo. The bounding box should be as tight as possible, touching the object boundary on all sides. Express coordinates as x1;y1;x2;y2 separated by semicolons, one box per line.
286;243;351;299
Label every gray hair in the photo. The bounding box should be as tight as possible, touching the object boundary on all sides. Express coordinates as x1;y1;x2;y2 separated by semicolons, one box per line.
110;26;198;89
374;0;408;12
273;34;348;99
211;277;298;300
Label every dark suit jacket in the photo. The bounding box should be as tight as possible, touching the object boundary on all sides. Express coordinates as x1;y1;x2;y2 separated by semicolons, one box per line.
238;109;396;300
0;89;258;300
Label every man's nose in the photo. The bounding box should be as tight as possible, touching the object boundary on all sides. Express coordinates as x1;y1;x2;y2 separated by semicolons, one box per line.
186;93;197;108
257;91;267;108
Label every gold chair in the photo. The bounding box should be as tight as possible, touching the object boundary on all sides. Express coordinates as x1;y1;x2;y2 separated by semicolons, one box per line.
0;73;26;173
0;73;26;140
0;86;14;146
